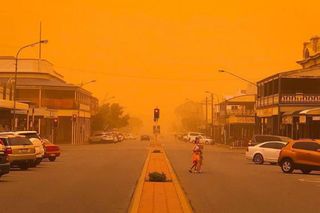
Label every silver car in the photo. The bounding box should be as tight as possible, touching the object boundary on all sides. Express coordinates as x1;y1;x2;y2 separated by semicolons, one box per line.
89;132;117;144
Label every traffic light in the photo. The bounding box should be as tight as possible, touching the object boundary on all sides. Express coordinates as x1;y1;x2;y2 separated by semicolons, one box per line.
154;108;160;121
72;114;77;122
53;118;59;128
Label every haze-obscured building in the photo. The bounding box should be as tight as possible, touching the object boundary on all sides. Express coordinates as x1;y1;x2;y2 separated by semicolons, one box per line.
0;57;98;144
215;94;256;145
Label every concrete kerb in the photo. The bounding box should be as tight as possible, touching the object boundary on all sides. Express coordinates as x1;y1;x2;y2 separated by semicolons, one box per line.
128;147;152;213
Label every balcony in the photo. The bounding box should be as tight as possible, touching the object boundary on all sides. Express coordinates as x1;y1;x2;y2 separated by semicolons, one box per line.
42;98;76;109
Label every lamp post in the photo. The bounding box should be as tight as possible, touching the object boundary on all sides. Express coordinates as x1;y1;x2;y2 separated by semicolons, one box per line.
218;69;257;87
80;80;97;87
13;40;48;131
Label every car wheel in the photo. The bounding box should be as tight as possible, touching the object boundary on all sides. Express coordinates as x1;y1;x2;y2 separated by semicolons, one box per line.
253;153;264;164
48;156;56;162
301;169;312;174
281;159;294;173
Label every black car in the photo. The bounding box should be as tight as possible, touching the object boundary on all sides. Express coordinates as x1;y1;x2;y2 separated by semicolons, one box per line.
140;135;151;141
0;144;10;178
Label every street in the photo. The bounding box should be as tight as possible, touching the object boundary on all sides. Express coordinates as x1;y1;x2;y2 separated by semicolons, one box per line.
1;138;320;213
0;140;148;213
165;138;320;213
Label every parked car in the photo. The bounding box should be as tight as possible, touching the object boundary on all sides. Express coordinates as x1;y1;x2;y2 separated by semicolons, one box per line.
248;135;292;146
186;132;204;142
246;141;287;164
42;139;61;162
140;135;151;141
89;132;117;144
13;131;45;165
14;131;60;163
197;135;214;144
0;135;36;170
278;139;320;174
0;141;10;178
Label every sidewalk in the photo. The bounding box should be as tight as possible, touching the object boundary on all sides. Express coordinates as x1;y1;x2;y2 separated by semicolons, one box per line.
129;141;193;213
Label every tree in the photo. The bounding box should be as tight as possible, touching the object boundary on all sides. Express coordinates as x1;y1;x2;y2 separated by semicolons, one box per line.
91;103;129;131
174;101;205;132
121;117;144;133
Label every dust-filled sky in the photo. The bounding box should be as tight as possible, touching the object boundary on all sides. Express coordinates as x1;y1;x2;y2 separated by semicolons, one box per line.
1;1;319;133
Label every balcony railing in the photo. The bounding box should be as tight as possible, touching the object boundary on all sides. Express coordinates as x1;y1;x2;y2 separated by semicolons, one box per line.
42;98;76;109
226;109;255;116
280;94;320;104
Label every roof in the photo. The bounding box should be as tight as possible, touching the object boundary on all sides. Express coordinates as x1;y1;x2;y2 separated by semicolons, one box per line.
258;66;320;84
224;94;256;103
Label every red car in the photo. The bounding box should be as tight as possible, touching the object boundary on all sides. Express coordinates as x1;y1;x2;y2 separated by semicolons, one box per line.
42;139;61;162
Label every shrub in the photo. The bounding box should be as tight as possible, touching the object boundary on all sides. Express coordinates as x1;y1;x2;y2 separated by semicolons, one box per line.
148;172;167;182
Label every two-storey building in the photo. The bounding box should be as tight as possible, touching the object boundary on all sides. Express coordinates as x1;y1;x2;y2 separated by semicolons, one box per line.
256;36;320;139
0;57;98;144
216;94;256;145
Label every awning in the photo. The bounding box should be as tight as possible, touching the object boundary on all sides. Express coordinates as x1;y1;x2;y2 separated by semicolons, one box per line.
299;108;320;115
0;99;29;110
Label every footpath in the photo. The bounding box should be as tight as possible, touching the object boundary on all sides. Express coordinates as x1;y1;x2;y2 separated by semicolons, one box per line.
129;140;193;213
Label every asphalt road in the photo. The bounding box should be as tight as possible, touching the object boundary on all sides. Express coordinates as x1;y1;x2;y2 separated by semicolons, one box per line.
0;140;148;213
165;138;320;213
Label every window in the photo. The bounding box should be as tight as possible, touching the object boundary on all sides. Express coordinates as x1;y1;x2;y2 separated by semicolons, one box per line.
8;137;33;146
292;142;320;151
260;142;285;149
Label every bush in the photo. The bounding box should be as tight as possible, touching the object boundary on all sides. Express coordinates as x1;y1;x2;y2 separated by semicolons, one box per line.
148;172;167;182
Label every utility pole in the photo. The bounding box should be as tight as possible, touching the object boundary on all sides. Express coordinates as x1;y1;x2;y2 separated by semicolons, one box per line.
205;96;208;137
211;93;214;139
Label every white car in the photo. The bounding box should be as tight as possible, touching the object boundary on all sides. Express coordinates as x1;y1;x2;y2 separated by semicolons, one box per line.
245;141;287;164
0;131;45;166
187;132;204;142
14;131;45;165
89;132;117;144
198;135;214;145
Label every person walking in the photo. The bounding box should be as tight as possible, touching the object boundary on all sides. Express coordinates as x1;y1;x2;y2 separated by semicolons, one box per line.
197;139;204;173
189;137;201;173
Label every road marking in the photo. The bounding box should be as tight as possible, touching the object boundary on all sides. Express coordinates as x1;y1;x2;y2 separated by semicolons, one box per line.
298;178;320;183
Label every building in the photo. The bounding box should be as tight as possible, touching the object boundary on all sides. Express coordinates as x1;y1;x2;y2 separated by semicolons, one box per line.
0;78;29;131
256;36;320;139
0;57;98;144
215;94;256;145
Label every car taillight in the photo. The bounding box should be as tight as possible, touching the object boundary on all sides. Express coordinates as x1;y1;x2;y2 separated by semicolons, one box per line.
5;147;12;155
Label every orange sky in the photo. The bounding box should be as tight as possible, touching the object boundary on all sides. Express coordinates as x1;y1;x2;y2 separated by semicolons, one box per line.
1;0;320;132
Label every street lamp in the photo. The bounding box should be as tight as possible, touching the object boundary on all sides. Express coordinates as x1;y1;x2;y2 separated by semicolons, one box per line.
218;69;257;87
13;40;48;131
80;80;97;87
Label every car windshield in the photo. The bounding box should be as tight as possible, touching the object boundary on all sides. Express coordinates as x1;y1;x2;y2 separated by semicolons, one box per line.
19;133;41;139
8;137;33;146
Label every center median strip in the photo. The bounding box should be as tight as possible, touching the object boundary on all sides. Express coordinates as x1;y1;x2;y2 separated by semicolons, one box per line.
129;141;193;213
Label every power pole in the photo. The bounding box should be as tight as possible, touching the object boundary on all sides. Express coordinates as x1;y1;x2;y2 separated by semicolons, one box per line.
205;96;208;137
